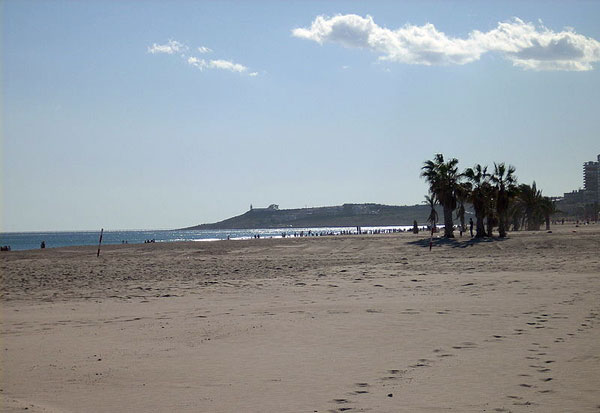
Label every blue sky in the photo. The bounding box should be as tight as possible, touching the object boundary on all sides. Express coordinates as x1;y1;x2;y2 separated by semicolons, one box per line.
2;1;600;231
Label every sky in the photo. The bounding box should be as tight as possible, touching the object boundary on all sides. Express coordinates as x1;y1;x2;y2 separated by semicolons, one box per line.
2;0;600;232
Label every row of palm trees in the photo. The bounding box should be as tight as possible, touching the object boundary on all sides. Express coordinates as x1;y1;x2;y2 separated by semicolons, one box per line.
421;154;557;239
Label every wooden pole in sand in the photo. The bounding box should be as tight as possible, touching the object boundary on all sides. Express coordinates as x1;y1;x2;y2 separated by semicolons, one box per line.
97;228;104;257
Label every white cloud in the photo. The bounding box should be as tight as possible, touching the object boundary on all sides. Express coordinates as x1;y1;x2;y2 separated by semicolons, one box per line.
292;14;600;71
149;39;255;75
187;56;207;69
147;39;188;55
208;59;247;73
187;56;248;73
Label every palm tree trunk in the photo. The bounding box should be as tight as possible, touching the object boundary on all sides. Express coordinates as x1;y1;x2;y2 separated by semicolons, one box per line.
443;203;454;238
498;214;507;238
475;210;486;238
526;212;537;230
486;214;494;237
512;214;520;231
545;215;550;230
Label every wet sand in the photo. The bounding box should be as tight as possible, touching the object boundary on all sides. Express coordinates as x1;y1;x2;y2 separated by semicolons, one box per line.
1;225;599;412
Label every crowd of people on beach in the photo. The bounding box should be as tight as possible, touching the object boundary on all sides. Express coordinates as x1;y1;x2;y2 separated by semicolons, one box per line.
250;226;426;240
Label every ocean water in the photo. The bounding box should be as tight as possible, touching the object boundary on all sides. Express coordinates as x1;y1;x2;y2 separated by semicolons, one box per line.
0;225;421;251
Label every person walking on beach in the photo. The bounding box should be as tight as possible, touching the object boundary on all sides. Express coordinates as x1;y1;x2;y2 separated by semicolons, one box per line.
469;218;474;238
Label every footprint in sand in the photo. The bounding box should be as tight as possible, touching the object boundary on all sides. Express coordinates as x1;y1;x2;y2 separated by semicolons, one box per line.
433;348;455;358
513;401;536;406
452;342;477;350
409;359;432;368
507;395;523;400
328;398;354;413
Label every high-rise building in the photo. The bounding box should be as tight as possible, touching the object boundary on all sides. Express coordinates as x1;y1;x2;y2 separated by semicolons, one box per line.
583;154;600;203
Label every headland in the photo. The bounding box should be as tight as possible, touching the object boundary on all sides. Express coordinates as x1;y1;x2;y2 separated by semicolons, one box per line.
183;203;443;230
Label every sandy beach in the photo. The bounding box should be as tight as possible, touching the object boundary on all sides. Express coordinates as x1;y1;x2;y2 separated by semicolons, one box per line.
1;225;599;412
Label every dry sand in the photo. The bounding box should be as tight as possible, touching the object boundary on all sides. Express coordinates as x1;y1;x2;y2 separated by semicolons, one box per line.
1;225;599;412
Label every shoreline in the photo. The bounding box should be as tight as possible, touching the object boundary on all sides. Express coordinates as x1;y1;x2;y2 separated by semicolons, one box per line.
0;224;430;252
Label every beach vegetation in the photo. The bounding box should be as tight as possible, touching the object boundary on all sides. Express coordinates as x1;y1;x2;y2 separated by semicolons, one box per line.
454;182;470;233
424;194;439;231
490;163;518;238
421;154;461;238
515;182;544;230
422;155;557;238
540;196;559;230
463;164;490;238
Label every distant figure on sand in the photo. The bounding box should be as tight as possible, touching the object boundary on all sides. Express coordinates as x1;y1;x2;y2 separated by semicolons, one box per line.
40;241;46;249
469;218;474;238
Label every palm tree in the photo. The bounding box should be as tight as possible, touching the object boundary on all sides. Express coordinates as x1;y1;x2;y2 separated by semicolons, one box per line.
490;163;518;238
454;182;470;234
424;194;439;230
514;182;546;230
421;154;460;238
464;164;489;238
540;197;558;230
485;186;497;237
508;197;524;231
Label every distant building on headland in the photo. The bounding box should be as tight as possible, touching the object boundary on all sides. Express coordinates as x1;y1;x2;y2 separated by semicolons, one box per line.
250;204;279;212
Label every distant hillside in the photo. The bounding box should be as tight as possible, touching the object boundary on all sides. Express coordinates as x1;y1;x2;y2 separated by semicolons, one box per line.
182;203;453;230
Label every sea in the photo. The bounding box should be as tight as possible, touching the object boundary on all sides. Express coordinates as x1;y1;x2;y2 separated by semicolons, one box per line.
0;225;420;252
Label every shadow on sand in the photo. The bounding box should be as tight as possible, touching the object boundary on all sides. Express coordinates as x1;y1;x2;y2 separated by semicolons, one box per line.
407;236;509;249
